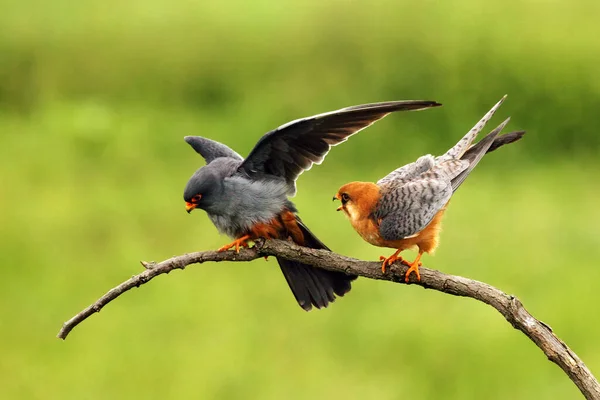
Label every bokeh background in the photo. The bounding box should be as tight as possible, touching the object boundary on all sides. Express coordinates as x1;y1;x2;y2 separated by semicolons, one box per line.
2;0;600;398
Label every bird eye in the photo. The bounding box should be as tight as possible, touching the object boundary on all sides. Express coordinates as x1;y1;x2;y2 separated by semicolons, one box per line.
341;193;350;203
192;194;202;203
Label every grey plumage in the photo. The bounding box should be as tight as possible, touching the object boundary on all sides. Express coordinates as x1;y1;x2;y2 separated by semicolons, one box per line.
450;118;510;193
378;176;453;241
184;136;243;163
376;155;436;185
209;176;290;237
183;99;441;310
376;97;518;242
435;95;507;163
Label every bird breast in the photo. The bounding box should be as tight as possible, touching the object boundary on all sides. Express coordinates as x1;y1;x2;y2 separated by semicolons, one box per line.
208;175;289;238
342;202;383;247
354;217;385;246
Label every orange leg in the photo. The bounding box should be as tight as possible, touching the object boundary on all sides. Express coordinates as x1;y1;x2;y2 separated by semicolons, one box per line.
402;252;423;283
218;235;251;253
379;249;405;273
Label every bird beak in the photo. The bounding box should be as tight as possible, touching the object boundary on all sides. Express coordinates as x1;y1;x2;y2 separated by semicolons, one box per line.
332;194;343;211
185;202;197;213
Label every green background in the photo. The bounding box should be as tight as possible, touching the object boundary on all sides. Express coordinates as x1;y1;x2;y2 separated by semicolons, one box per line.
2;0;599;398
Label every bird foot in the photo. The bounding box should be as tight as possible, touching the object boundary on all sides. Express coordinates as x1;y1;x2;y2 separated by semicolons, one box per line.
379;251;404;273
218;235;251;253
402;255;423;283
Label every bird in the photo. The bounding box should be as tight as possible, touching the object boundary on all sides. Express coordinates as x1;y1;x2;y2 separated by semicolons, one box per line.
333;96;525;283
183;100;442;310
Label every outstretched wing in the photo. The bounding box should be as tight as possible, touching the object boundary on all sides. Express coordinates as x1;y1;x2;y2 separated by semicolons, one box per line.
237;100;441;195
184;136;243;164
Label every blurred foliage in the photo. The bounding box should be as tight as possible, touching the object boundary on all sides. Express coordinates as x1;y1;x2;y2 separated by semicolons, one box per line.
1;0;600;399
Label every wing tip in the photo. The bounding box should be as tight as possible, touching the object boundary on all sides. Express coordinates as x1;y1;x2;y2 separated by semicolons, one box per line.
184;135;210;143
487;130;526;153
498;116;511;129
416;101;442;110
494;94;508;109
415;100;442;108
398;100;442;111
509;130;526;141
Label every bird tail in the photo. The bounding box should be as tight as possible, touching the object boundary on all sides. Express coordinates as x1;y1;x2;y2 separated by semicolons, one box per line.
437;96;507;163
451;118;518;193
276;216;357;311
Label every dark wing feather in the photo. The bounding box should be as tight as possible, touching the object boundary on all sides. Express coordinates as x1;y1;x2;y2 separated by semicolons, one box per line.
237;100;441;195
483;130;525;154
184;136;243;164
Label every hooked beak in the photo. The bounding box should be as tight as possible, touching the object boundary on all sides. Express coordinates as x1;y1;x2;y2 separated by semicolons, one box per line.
185;202;197;213
332;194;343;211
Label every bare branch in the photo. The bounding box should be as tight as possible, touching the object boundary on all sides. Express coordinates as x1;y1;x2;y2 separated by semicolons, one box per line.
57;239;600;399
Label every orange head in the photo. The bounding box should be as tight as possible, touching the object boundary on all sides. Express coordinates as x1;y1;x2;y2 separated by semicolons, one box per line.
333;181;380;221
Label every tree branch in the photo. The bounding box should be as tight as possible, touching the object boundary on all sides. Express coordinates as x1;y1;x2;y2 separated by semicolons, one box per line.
57;239;600;399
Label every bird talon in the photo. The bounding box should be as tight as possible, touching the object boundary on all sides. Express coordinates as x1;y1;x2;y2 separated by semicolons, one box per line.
218;235;251;253
405;264;421;282
235;241;249;253
403;253;423;283
380;250;404;274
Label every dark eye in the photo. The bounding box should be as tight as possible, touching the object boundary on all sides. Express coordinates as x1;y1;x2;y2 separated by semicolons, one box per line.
341;193;350;203
191;194;202;203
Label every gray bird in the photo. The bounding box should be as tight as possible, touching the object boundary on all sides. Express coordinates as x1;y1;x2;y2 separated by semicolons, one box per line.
183;100;441;310
334;96;525;282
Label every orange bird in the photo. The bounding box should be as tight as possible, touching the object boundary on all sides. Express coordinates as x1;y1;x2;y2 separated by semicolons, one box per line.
333;96;525;282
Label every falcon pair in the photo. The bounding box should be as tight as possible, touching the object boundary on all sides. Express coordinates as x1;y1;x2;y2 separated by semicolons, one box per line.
183;97;524;311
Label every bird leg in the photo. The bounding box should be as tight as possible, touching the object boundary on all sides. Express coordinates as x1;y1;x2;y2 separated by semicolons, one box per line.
379;249;405;273
402;252;423;283
217;235;251;253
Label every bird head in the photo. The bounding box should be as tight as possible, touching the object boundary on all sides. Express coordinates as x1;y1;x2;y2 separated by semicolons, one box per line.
183;166;222;213
333;182;380;221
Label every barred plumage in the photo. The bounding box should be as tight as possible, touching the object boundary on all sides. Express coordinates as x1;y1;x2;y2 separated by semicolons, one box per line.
335;96;525;283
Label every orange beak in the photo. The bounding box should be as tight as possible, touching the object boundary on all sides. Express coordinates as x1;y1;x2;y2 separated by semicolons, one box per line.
332;194;343;211
185;202;197;213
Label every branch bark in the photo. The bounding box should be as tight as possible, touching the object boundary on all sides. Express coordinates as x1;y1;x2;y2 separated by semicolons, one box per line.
57;239;600;399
